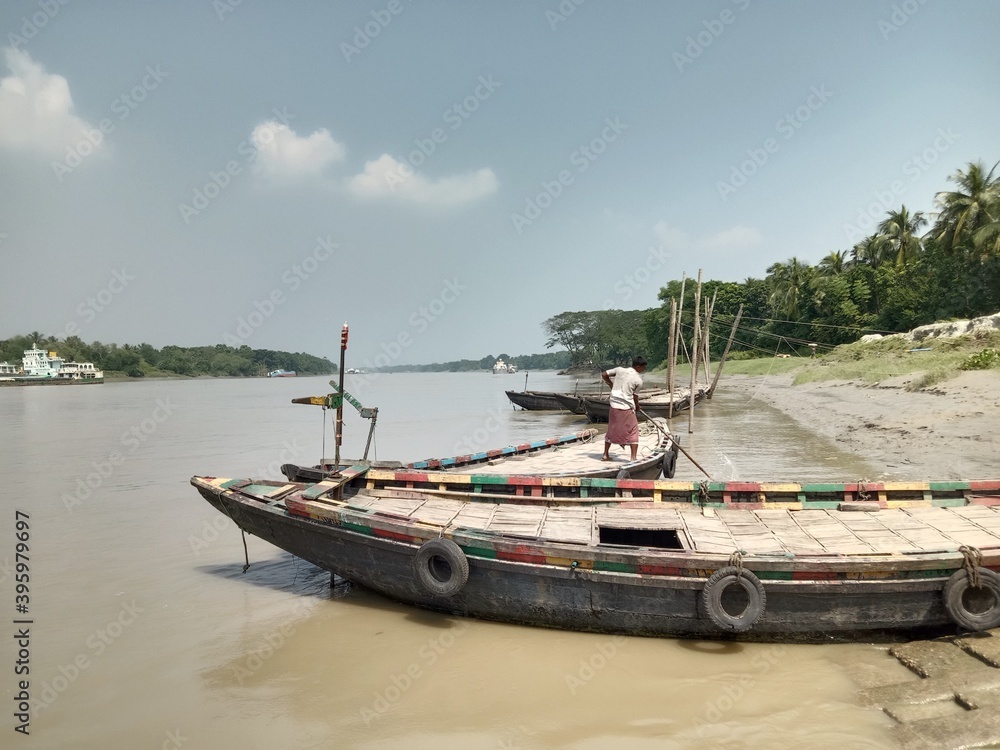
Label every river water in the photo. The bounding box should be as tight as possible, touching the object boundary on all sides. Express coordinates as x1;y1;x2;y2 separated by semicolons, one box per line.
1;371;903;749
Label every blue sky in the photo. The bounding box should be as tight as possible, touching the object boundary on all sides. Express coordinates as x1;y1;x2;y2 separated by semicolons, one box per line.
1;0;997;366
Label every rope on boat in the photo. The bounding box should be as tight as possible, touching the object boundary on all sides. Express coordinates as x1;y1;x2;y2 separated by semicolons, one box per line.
728;550;744;575
241;530;250;574
698;480;710;505
856;479;871;503
961;545;984;589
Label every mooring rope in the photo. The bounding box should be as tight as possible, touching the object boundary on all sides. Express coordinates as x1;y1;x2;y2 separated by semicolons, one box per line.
728;550;744;575
241;530;250;574
856;479;871;503
960;545;984;589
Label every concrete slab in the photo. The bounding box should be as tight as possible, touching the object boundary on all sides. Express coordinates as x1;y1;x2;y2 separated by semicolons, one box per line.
958;633;1000;668
955;685;1000;711
858;668;1000;707
890;640;983;678
895;710;1000;750
882;697;965;723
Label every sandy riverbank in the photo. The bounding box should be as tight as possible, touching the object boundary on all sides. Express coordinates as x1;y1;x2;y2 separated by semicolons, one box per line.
724;370;1000;480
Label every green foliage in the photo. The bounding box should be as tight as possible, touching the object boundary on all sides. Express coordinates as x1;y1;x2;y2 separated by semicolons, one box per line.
959;348;999;370
0;336;335;378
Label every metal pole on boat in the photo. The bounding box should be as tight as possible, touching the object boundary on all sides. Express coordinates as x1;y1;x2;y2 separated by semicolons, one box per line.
688;270;702;434
334;322;348;474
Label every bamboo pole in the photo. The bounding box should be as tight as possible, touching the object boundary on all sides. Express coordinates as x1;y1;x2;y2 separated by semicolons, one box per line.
708;304;743;398
688;270;702;434
701;290;717;386
672;274;686;421
667;297;677;420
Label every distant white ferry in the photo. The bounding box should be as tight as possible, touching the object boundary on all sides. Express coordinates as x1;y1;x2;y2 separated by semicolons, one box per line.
492;358;517;374
0;345;104;386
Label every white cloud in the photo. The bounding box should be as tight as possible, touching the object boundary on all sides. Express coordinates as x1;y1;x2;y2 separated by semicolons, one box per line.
0;47;99;155
347;153;498;207
653;221;762;255
252;121;346;178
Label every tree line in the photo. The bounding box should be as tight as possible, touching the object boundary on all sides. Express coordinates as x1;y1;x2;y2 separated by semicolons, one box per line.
371;351;572;373
0;334;335;378
544;159;1000;367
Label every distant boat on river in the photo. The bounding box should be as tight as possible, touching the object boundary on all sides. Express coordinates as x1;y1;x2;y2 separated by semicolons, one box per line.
0;344;103;386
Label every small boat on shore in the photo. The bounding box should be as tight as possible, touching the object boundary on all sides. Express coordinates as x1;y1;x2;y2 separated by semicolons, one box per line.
582;388;704;422
190;472;1000;642
267;369;297;378
505;390;571;410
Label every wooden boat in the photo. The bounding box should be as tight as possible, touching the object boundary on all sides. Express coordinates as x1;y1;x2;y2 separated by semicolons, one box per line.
504;390;569;410
281;423;680;483
553;392;588;414
583;388;705;423
190;473;1000;642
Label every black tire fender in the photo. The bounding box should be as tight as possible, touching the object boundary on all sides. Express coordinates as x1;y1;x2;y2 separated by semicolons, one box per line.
943;568;1000;631
413;538;469;598
661;450;677;479
701;566;766;632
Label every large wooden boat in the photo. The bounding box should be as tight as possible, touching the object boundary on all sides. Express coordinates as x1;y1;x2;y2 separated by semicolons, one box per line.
190;473;1000;642
281;423;680;483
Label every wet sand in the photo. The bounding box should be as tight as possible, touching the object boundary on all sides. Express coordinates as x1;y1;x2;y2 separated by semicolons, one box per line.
726;370;1000;480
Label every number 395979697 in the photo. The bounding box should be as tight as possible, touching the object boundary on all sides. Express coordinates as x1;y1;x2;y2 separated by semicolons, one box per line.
15;511;30;615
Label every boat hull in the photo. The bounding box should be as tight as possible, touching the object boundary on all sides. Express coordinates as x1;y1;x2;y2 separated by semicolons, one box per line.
193;481;958;643
504;390;568;410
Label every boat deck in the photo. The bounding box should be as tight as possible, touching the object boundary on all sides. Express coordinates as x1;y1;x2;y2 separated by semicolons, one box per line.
408;424;667;476
321;492;1000;556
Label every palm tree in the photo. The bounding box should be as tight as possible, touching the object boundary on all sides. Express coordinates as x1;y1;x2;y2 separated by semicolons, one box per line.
851;235;888;269
933;160;1000;254
817;250;848;276
766;257;812;318
877;206;926;267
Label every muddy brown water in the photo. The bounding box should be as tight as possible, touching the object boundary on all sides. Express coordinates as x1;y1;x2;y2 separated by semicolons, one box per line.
1;372;900;748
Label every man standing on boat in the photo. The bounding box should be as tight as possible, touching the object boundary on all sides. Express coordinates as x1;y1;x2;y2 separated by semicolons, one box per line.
601;356;647;462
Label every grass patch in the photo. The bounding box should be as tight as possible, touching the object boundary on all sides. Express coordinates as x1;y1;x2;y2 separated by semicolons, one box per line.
649;329;1000;390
